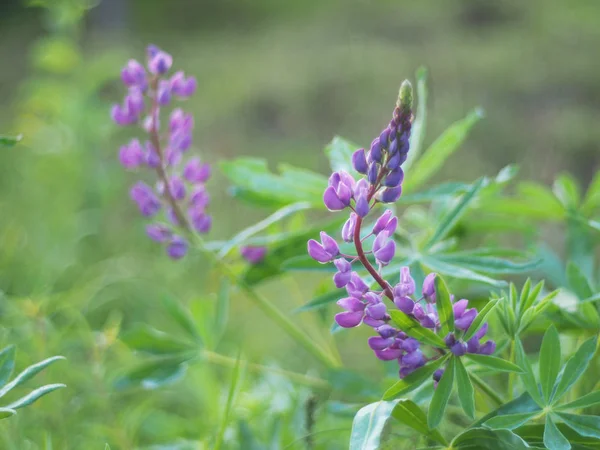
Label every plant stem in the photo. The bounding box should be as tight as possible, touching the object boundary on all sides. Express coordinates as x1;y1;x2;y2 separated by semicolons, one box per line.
470;372;504;407
507;339;516;400
146;78;340;370
202;350;330;390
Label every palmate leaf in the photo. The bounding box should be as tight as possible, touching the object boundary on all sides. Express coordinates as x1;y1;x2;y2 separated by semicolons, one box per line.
451;428;543;450
388;310;445;348
463;297;502;341
517;424;600;449
485;411;540;430
5;383;66;409
350;399;447;449
544;415;570;450
455;357;475;419
220;157;327;208
423;177;486;249
558;391;600;411
539;325;561;404
428;356;455;429
465;354;523;373
404;107;483;192
120;324;196;355
0;356;65;399
434;275;454;336
552;336;597;403
555;412;600;439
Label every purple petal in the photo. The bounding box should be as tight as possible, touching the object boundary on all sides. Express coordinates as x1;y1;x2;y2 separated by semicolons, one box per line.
333;271;352;288
334;311;363;328
401;338;419;353
240;246;267;264
374;347;403;361
368;336;394;350
342;213;357;242
320;232;339;257
450;342;467;356
453;299;469;318
372;210;393;235
455;308;477;331
479;340;496;355
352;148;368;174
307;240;332;263
474;322;489;340
377;324;398;339
323;186;346;211
355;194;370;218
166;235;188;259
365;302;387;320
336;297;365;312
393;296;415;314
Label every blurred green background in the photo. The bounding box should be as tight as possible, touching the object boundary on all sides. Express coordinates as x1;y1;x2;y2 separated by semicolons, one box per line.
0;0;599;448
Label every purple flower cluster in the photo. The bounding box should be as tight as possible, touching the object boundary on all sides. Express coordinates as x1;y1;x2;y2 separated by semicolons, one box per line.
306;81;495;380
112;45;211;259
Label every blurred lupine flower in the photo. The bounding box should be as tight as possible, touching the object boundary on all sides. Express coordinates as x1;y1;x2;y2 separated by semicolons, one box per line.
112;45;211;259
306;80;497;379
240;246;267;264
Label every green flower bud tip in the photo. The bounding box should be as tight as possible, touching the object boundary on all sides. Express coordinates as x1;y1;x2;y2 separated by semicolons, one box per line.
397;80;413;112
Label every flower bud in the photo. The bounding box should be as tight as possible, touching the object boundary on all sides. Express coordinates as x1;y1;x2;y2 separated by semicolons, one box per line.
352;148;368;174
240;246;267;264
167;235;188;259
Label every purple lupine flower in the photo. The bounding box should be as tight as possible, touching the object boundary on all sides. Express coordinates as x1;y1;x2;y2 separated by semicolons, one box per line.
395;267;416;297
335;297;365;328
375;186;402;203
333;258;352;288
341;213;357;242
146;224;173;242
113;45;212;259
240;246;267;264
346;272;370;299
422;273;437;303
307;232;339;263
372;209;398;236
352;148;368;174
119;139;145;169
372;231;395;266
170;71;197;97
167;235;188;259
183;157;211;183
324;171;354;211
121;59;147;88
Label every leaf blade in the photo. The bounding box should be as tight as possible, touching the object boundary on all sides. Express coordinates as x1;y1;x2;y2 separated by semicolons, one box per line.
388;310;446;348
539;325;561;404
466;354;524;373
383;354;450;400
455;357;475;419
428;356;455;429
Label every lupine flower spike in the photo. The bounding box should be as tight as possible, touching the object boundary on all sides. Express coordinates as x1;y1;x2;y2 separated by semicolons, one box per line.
112;45;211;259
307;81;496;380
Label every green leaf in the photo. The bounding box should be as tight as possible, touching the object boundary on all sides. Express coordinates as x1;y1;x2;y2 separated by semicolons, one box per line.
455;357;475;419
403;66;428;172
566;261;594;300
515;338;544;406
388;310;446;348
466;354;524;373
324;136;361;177
349;400;400;450
539;325;561;404
398;182;470;204
581;292;600;304
434;275;454;336
0;356;65;399
162;297;202;343
428;356;455;429
452;428;543;450
113;355;189;390
121;324;195;355
424;178;485;249
214;353;243;450
0;345;16;388
435;253;541;275
0;134;22;148
5;383;66;409
217;201;312;258
517;424;600;449
421;256;506;287
544;415;571;450
383;354;450;400
558;391;600;411
243;216;344;285
474;392;541;428
219;158;326;208
556;412;600;439
214;278;230;344
463;297;502;341
391;398;447;445
405;108;483;192
553;173;581;210
0;408;16;420
552;336;597;403
484;411;540;430
295;289;344;313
